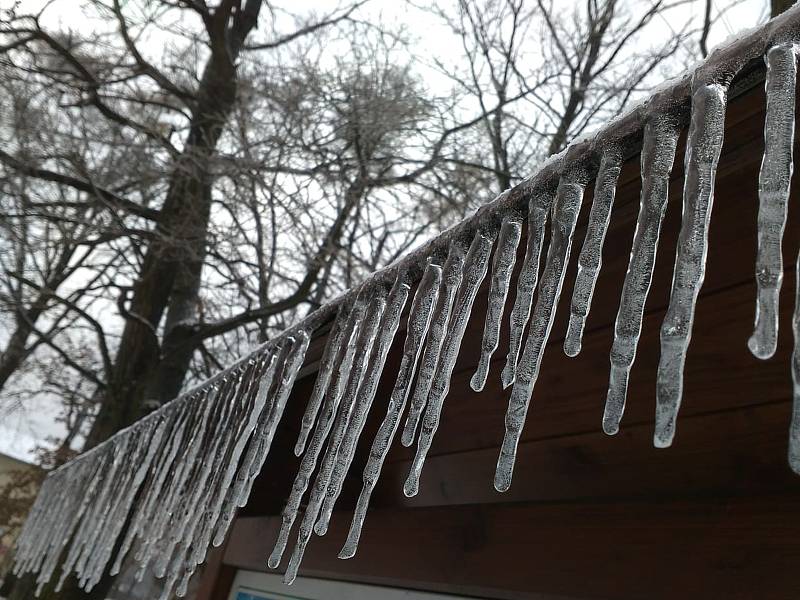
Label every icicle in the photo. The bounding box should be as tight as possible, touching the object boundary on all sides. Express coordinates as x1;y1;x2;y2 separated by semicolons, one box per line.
603;115;680;435
749;44;797;359
152;371;241;581
65;433;134;591
110;405;183;575
471;216;523;392
135;385;222;581
501;190;555;389
655;83;728;448
131;397;203;580
564;146;623;357
266;298;372;570
339;260;441;559
211;351;279;547
82;416;165;591
187;357;273;565
220;350;282;513
790;255;800;474
295;305;351;456
280;295;387;584
87;414;167;588
401;242;466;446
166;333;309;600
315;276;411;535
404;229;496;497
161;366;257;597
495;173;586;492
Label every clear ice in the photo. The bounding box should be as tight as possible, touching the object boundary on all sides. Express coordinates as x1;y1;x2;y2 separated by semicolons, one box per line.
501;191;554;389
749;44;797;359
604;116;680;435
339;260;441;559
471;216;523;392
401;243;466;446
564;146;622;357
495;174;585;492
404;229;496;497
655;83;727;448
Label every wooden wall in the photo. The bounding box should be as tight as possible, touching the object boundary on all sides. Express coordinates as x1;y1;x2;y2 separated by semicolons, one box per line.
201;78;800;600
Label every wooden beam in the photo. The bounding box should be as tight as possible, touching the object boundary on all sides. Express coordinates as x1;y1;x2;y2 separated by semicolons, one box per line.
224;496;800;600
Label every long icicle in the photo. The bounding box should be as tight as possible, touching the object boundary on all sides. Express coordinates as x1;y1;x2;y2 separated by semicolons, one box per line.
495;172;586;492
749;44;797;359
603;115;680;435
315;276;411;535
564;145;623;357
471;215;523;392
338;260;441;559
404;229;496;497
401;242;466;446
501;190;555;389
655;82;728;448
210;350;279;547
267;297;370;570
295;305;351;455
171;362;264;596
168;334;309;599
281;294;387;583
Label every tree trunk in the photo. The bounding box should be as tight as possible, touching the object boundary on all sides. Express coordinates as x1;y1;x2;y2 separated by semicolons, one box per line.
85;46;239;447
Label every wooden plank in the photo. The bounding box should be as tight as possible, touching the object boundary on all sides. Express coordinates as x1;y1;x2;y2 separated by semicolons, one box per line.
377;400;798;508
224;496;800;600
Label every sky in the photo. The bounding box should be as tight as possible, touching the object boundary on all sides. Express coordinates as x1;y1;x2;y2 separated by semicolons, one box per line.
0;0;769;462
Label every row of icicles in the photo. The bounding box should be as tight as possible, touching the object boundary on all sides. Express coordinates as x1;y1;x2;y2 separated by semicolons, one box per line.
13;42;800;598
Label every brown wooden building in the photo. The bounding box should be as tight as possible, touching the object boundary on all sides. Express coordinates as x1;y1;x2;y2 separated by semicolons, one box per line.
194;59;800;600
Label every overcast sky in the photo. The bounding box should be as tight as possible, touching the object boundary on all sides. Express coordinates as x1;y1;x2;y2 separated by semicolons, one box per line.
0;0;768;463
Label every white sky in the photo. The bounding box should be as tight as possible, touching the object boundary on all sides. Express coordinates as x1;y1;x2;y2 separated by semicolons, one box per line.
0;0;769;462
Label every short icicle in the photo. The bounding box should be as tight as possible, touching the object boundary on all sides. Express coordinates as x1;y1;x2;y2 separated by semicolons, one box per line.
338;260;441;559
501;189;555;389
281;294;387;583
495;172;586;492
655;82;728;448
401;242;466;446
749;43;797;359
315;276;411;535
564;145;622;357
603;114;680;435
471;215;523;392
789;255;800;474
404;229;496;497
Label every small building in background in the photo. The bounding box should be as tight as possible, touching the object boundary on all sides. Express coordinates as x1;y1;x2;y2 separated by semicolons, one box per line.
0;452;41;582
